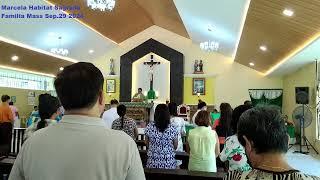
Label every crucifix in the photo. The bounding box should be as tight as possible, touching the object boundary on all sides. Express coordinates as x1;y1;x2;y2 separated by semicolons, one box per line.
143;54;160;99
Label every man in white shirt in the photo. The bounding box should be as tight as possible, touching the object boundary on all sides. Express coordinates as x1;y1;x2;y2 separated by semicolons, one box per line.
102;99;119;128
191;101;207;124
9;62;145;180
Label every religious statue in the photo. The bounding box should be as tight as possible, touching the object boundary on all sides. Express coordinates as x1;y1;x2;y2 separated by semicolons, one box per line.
199;60;203;72
194;60;199;73
193;60;204;74
143;54;160;100
109;58;115;75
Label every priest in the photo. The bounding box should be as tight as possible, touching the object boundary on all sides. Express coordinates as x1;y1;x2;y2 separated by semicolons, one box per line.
132;88;146;102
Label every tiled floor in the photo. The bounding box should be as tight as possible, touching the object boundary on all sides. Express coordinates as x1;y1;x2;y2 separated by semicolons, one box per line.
286;145;320;176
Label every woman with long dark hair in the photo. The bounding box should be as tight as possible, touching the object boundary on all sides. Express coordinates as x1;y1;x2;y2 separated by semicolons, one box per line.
112;104;138;139
145;104;178;169
213;103;233;147
24;94;61;139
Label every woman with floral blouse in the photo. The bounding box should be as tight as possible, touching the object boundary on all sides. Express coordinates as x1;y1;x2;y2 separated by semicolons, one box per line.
219;104;252;171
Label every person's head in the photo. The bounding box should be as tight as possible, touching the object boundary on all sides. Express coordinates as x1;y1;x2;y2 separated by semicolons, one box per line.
138;88;142;93
37;94;61;130
237;106;289;167
195;110;210;127
1;95;10;104
54;62;105;116
213;109;218;113
110;99;119;108
197;101;207;110
33;106;38;111
117;104;126;117
9;102;13;106
244;100;252;106
219;103;233;131
231;105;252;134
154;104;171;132
117;104;126;128
168;102;178;116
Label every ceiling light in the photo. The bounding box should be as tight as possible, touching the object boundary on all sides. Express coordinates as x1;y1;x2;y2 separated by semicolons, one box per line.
249;62;255;66
200;41;219;52
50;36;69;56
259;45;267;51
283;9;294;17
0;35;78;63
87;0;115;11
11;55;19;61
59;67;64;71
88;49;94;54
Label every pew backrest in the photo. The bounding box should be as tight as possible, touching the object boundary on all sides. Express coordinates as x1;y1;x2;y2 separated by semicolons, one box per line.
144;168;226;180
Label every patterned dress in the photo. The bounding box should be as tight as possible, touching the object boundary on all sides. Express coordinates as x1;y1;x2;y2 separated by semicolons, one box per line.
224;169;320;180
220;135;251;171
145;122;178;169
111;117;137;139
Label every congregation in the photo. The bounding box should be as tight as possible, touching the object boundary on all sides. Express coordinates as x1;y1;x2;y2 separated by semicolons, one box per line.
1;62;319;179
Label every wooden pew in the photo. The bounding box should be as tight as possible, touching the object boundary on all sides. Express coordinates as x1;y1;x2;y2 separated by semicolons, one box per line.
139;150;189;169
0;156;15;179
144;168;226;180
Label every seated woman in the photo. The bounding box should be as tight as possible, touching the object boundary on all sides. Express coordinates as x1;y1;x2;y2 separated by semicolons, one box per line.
213;103;233;150
24;94;61;140
225;106;320;179
112;104;138;139
187;110;220;172
220;105;251;172
168;102;186;168
145;104;178;169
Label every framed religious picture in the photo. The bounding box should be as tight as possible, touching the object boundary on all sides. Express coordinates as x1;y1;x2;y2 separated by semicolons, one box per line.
106;79;116;93
192;78;205;95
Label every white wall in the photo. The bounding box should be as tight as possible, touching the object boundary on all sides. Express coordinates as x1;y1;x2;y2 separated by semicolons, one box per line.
132;53;170;102
93;25;283;107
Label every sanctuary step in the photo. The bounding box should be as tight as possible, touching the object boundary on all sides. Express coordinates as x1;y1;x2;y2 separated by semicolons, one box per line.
144;168;226;180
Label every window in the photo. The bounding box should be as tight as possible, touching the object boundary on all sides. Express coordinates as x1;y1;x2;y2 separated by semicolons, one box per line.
0;68;54;91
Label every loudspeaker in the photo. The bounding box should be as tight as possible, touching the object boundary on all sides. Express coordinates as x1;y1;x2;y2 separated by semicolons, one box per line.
295;87;309;104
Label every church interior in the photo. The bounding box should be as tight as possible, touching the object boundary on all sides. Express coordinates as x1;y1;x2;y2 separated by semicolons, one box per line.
1;0;320;179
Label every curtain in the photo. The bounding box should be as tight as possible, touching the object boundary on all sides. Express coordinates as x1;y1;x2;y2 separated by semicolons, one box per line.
248;89;283;110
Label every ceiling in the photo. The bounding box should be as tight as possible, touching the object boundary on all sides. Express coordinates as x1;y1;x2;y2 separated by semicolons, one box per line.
1;0;320;76
270;37;320;76
48;0;189;43
235;0;320;75
173;0;250;57
0;40;73;76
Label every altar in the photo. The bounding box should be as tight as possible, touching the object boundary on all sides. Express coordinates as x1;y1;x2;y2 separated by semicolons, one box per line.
120;102;153;127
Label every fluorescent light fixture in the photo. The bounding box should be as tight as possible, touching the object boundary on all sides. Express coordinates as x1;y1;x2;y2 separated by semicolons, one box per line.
0;36;78;63
59;67;64;71
283;9;294;17
259;45;267;51
0;65;56;77
11;55;19;61
89;49;94;54
249;62;255;66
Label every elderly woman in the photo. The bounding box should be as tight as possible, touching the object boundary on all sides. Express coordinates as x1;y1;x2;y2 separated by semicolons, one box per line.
224;106;319;179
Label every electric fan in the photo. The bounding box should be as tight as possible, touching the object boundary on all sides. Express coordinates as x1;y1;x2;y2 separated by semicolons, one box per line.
292;105;318;154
